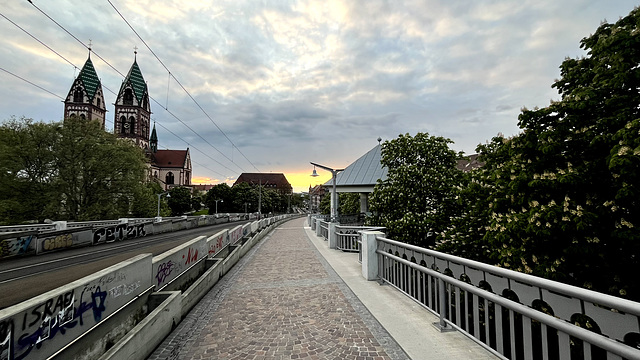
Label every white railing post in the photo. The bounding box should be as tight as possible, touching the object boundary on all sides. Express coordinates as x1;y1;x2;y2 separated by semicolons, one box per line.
361;230;383;280
434;277;454;332
328;222;338;249
315;219;322;236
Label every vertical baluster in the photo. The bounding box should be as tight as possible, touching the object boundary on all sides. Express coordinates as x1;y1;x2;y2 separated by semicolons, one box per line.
473;294;480;340
523;316;533;360
541;323;549;360
510;309;516;360
558;331;571;360
496;303;504;355
583;341;592;360
455;285;461;327
484;298;490;347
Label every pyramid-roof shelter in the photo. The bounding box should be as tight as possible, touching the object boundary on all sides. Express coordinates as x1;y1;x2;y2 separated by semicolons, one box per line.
323;144;388;193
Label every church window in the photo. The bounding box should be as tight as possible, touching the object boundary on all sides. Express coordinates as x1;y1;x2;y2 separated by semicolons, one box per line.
96;98;101;108
73;89;83;103
80;114;86;120
129;116;135;134
154;171;158;178
166;172;175;185
120;116;128;133
124;88;134;105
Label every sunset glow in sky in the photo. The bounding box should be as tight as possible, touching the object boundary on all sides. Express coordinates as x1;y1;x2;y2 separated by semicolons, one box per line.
1;1;637;192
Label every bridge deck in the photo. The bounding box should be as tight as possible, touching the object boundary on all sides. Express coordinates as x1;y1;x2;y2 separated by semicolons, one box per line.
149;217;499;360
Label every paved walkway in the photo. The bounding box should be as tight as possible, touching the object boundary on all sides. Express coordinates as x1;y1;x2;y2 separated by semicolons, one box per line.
149;217;499;360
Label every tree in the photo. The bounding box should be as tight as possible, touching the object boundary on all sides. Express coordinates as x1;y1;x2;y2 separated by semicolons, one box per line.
0;117;59;224
439;8;640;300
54;116;148;220
339;193;361;215
231;182;258;213
204;183;233;214
0;116;149;223
168;186;192;216
368;132;466;247
131;182;164;218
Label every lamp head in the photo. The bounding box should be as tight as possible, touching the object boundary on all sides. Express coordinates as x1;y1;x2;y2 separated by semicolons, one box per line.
311;166;319;177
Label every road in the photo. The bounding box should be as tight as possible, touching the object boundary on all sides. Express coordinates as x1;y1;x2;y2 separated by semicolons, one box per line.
0;221;249;310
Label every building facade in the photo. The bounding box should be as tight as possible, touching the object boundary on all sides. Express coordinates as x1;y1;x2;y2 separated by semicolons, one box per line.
233;173;292;195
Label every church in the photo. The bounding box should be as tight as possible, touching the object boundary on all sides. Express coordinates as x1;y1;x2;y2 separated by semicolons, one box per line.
63;49;191;191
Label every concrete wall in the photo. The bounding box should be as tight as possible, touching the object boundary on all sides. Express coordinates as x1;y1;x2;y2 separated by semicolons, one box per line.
152;236;207;291
206;230;229;258
98;291;181;360
0;254;152;360
229;225;244;245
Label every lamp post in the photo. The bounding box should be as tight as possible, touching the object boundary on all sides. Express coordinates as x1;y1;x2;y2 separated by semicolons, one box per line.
157;192;170;217
215;199;223;214
310;162;344;223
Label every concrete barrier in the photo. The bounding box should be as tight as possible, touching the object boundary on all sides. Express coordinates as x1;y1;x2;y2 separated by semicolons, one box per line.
0;254;152;360
206;229;229;259
152;236;207;291
229;225;243;245
98;291;181;360
37;228;93;254
0;230;38;259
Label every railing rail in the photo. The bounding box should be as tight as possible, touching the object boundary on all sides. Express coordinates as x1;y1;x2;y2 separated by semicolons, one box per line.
375;235;640;360
318;220;329;240
334;225;385;252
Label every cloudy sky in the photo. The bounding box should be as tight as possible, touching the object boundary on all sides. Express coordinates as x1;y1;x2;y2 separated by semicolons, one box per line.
1;1;637;192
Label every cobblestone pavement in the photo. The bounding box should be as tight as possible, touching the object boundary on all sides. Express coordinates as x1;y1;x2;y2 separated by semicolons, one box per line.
149;218;409;360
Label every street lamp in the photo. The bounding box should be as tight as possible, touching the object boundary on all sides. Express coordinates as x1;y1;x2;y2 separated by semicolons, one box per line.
215;199;223;214
310;162;344;223
157;192;170;217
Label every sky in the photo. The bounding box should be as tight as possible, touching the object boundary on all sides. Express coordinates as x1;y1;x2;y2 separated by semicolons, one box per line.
1;1;638;193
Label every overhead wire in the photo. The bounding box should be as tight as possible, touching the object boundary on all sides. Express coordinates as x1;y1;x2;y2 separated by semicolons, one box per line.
106;0;261;173
1;9;236;179
24;0;252;177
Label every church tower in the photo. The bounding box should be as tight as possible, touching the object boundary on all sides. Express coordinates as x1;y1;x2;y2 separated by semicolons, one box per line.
64;50;106;127
114;51;151;149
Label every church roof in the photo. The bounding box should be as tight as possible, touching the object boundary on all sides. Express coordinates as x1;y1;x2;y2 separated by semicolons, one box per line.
123;59;147;103
326;144;388;190
150;123;158;142
78;57;101;100
152;149;189;168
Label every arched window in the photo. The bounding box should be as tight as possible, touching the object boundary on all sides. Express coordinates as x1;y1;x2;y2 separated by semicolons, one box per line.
128;116;135;134
123;88;134;105
154;171;158;178
120;116;128;134
166;172;175;185
96;98;101;108
73;89;83;103
80;114;86;120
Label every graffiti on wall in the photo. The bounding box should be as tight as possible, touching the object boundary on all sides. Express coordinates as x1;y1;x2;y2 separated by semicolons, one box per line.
0;236;34;259
0;259;150;360
92;223;147;245
207;233;228;258
41;234;73;252
230;227;243;245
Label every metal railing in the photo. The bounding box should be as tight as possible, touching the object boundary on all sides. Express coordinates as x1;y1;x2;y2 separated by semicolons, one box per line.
319;220;329;240
335;225;385;252
376;236;640;360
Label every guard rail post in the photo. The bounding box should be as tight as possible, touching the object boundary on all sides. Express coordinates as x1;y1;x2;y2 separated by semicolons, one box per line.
361;231;383;281
328;222;337;249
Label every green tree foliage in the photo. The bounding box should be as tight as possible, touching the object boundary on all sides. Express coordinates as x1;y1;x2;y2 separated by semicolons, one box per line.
205;183;233;214
439;8;640;299
231;182;257;212
0;117;59;223
54;117;148;220
0;116;148;223
368;133;465;247
339;193;361;215
168;186;192;216
131;182;165;218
